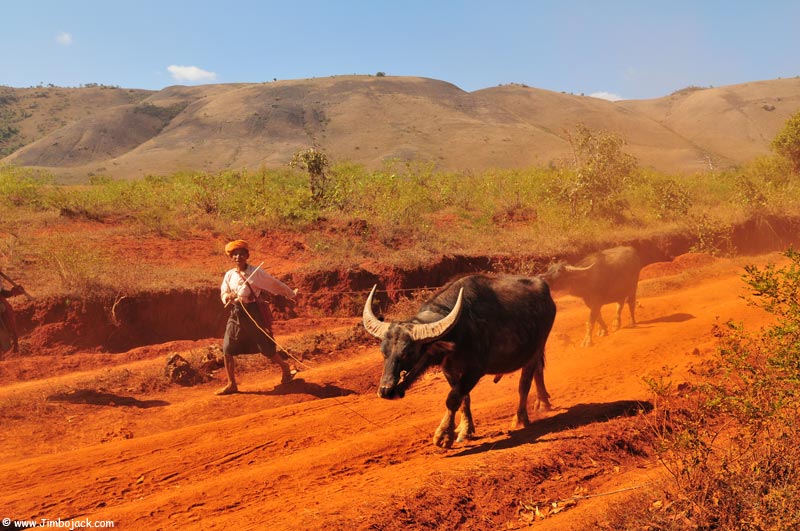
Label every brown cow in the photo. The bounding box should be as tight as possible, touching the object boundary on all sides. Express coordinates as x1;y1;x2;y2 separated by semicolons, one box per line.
542;246;641;347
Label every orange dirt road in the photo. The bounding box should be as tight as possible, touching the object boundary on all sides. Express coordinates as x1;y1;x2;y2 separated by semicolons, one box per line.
0;252;782;530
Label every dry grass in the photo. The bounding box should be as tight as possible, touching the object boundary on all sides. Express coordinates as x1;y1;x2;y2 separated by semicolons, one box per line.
4;77;800;181
2;156;800;298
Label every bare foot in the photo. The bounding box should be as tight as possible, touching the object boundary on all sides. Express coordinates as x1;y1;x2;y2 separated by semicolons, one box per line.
215;384;239;395
281;368;298;385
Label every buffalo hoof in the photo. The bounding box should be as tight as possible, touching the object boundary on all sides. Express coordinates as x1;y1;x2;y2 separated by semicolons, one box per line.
456;418;475;443
534;399;552;412
510;413;530;430
455;428;475;443
434;428;455;449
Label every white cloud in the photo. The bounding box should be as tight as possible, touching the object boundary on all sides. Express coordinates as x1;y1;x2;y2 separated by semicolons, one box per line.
589;91;623;102
167;65;218;83
55;31;73;46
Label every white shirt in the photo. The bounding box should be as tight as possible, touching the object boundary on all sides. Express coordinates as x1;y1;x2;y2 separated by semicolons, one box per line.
221;264;295;304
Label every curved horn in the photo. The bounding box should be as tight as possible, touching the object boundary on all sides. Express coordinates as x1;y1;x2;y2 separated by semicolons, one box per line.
565;262;595;272
409;287;465;342
362;285;391;339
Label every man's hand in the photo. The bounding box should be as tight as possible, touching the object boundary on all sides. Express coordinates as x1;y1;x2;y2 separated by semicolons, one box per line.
222;293;237;305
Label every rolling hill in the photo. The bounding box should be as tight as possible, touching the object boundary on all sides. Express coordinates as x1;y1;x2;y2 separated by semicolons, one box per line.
2;75;799;182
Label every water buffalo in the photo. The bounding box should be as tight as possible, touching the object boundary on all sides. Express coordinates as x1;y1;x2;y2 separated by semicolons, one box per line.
362;274;556;448
542;245;641;347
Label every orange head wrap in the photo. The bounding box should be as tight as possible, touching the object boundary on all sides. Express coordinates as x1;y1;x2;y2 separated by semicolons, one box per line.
225;240;249;256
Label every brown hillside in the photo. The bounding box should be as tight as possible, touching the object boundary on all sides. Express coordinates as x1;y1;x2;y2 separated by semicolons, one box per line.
0;86;151;157
474;84;706;171
2;76;800;182
7;104;174;167
619;77;800;169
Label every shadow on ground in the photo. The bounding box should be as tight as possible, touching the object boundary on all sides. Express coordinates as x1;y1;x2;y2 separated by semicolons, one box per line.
47;389;169;408
638;313;695;325
452;399;653;457
241;378;357;399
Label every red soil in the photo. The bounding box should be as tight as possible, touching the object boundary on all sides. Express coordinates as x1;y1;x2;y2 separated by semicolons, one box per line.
0;235;786;529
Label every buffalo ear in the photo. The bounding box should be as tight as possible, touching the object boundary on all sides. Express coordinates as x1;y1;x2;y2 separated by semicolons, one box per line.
425;341;456;364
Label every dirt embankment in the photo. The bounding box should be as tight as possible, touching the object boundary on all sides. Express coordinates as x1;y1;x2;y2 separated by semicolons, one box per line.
5;214;799;359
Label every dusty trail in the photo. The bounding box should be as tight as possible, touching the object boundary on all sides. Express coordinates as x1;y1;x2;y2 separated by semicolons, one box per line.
0;252;781;530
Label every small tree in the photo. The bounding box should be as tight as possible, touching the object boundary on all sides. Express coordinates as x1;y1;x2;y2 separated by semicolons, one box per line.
771;110;800;173
289;147;329;203
651;177;692;221
560;124;638;218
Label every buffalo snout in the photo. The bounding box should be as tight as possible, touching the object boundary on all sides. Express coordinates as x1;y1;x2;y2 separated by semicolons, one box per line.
378;384;405;399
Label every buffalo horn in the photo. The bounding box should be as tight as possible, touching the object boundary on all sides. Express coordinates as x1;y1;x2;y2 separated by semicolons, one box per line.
565;262;594;272
362;285;392;339
408;287;464;342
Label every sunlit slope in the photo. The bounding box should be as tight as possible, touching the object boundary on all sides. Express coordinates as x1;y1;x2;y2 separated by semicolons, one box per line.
3;76;799;181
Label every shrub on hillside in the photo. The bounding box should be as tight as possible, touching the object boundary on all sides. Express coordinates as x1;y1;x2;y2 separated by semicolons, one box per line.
290;147;329;203
771;110;800;174
649;177;692;220
553;124;638;220
0;166;52;208
614;248;800;530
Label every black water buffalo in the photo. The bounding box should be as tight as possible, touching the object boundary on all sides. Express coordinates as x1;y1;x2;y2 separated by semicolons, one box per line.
542;245;641;347
362;274;556;448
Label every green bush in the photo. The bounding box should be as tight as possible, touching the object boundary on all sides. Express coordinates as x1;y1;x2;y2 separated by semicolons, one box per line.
771;110;800;173
686;213;733;256
554;124;638;219
650;177;692;220
638;248;800;530
290;147;329;203
734;175;769;213
0;165;52;208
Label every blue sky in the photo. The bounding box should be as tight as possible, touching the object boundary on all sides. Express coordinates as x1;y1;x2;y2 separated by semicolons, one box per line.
2;0;799;101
